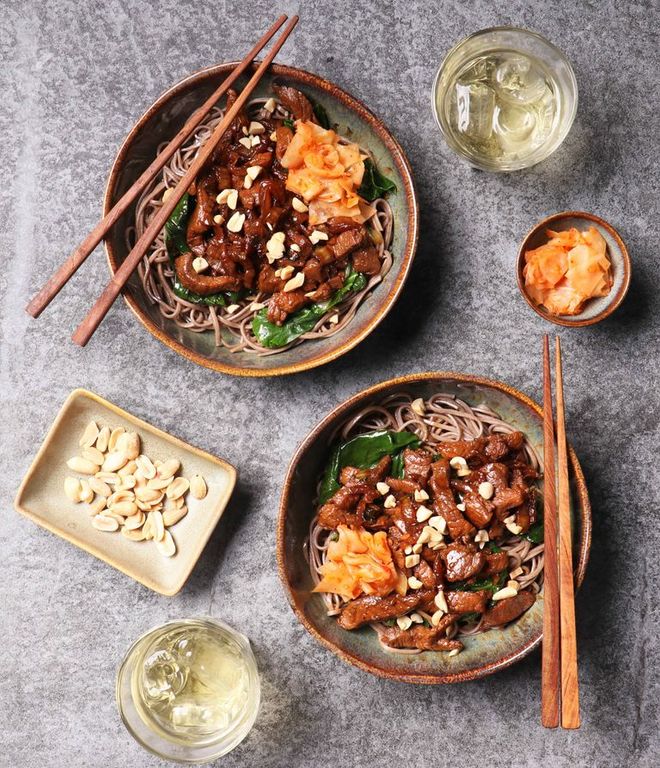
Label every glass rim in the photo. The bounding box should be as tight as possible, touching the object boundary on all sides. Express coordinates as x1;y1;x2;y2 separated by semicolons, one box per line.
431;26;579;172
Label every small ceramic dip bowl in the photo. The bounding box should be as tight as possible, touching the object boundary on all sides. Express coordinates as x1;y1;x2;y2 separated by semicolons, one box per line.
516;211;631;327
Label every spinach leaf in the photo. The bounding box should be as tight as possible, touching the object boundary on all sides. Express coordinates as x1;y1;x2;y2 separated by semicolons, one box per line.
282;118;295;129
358;158;397;201
318;429;421;504
525;518;544;544
252;269;367;349
171;282;230;306
459;612;480;624
454;570;508;594
312;101;331;129
390;452;405;479
165;192;194;258
473;570;508;592
164;191;240;307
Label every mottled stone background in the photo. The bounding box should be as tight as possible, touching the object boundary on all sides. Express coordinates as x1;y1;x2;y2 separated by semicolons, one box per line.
1;1;658;766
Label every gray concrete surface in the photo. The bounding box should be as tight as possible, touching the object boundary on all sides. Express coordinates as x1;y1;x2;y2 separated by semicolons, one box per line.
1;1;658;766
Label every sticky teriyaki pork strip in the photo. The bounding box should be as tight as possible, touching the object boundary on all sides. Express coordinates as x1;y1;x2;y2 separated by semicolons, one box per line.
317;432;538;651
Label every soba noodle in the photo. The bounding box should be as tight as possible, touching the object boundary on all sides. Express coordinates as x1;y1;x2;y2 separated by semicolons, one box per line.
306;392;545;652
127;99;394;354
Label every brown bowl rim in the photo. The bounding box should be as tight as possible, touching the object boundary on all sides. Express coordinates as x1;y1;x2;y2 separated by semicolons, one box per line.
276;371;592;684
104;62;419;377
516;210;631;328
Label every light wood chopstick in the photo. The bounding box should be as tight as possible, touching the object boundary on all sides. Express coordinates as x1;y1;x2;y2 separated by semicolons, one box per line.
25;14;289;319
555;337;580;728
541;334;560;728
71;15;299;346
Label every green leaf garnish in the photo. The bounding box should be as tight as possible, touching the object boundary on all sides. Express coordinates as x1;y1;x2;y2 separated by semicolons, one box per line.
454;570;508;594
458;612;481;624
312;101;331;129
318;430;421;505
252;269;367;349
165;192;194;257
390;452;405;479
357;159;397;202
525;519;544;544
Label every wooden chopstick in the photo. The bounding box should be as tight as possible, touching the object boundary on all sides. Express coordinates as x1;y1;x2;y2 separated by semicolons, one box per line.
555;337;580;728
71;15;298;346
25;14;289;319
541;334;560;728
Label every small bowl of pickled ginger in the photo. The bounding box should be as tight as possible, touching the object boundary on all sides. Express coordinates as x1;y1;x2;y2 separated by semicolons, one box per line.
516;211;630;327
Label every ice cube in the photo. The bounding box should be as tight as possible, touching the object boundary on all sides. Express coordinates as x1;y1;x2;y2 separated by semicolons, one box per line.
191;645;245;702
169;628;197;660
170;697;231;734
142;649;187;703
533;86;557;141
459;56;495;84
495;55;547;105
493;104;537;152
455;82;496;140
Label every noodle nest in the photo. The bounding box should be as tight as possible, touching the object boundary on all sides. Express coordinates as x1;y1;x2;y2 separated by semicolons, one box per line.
306;392;545;651
128;98;394;355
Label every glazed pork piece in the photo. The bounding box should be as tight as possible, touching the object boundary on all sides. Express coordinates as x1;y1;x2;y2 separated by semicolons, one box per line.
272;84;315;121
429;457;476;539
438;431;525;463
439;543;486;582
314;431;538;651
173;88;380;326
378;621;463;652
402;448;432;484
482;591;536;629
446;590;489;615
338;592;425;630
318;456;391;529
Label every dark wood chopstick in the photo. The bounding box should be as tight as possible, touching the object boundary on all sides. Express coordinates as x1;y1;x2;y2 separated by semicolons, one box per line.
25;14;289;319
71;15;298;346
555;337;580;728
541;334;560;728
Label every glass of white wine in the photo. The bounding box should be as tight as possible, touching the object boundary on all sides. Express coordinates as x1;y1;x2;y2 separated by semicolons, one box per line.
117;617;260;763
432;27;578;171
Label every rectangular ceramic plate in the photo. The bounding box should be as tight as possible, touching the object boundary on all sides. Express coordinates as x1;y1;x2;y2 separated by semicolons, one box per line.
14;389;236;595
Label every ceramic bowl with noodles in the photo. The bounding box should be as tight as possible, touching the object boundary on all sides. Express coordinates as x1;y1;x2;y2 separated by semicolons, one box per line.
277;372;591;684
104;63;418;376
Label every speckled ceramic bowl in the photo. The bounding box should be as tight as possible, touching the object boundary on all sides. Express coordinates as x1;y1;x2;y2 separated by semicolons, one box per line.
277;372;591;684
104;63;418;377
517;211;631;327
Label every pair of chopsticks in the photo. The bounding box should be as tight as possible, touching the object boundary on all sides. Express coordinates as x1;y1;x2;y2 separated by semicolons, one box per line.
25;14;299;345
541;335;580;729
